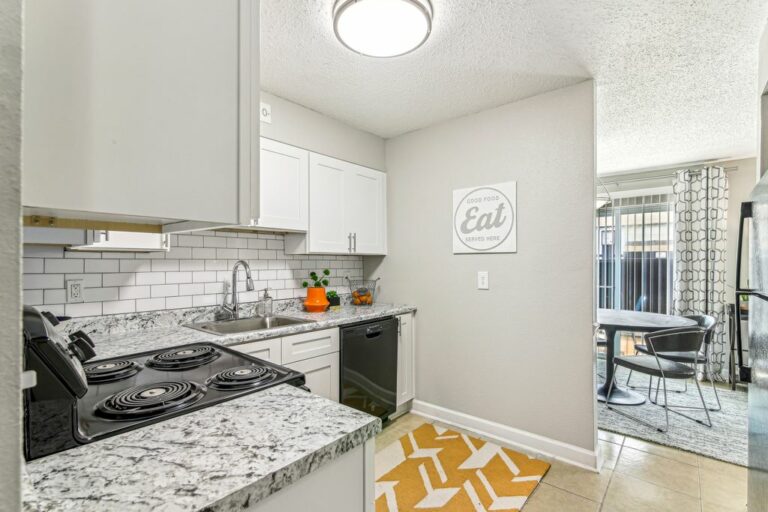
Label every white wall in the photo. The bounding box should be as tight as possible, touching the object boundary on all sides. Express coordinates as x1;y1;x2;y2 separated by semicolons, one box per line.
726;159;758;293
0;0;23;507
368;81;596;458
260;91;386;170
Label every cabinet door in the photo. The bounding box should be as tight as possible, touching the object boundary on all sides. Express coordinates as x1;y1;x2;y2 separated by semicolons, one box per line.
396;314;415;406
285;353;339;402
346;167;387;255
308;154;350;253
22;0;252;224
231;338;282;364
256;138;308;231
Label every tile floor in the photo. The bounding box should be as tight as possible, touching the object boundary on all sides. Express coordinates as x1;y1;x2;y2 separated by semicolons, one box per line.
376;413;748;512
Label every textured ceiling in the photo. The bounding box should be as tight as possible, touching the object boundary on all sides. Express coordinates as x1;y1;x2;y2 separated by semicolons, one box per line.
261;1;768;173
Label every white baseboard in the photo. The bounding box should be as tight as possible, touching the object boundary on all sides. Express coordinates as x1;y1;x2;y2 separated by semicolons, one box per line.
411;399;598;472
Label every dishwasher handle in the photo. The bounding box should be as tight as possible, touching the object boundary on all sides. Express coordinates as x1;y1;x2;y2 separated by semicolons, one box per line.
365;325;383;338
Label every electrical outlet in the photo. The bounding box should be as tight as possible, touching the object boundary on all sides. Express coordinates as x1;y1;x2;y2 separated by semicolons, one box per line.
340;269;354;279
477;271;489;290
66;279;84;303
260;102;272;123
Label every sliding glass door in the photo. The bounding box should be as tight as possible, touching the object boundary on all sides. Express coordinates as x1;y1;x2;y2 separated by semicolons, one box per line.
596;194;675;314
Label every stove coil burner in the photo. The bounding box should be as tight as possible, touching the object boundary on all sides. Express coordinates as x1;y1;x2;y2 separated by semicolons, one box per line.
206;365;278;390
96;381;206;419
145;345;221;371
83;360;142;383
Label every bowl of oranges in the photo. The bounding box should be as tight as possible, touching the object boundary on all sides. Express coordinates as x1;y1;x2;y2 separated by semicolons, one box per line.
346;277;379;306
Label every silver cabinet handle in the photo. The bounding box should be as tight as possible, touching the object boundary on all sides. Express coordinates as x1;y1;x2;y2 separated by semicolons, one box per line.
353;233;357;253
348;233;352;253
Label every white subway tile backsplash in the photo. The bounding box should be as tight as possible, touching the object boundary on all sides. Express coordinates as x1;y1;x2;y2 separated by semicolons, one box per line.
136;298;166;312
85;259;119;273
177;235;204;247
151;284;179;298
45;259;84;274
136;272;165;285
83;287;119;303
193;294;218;307
103;273;136;287
151;259;179;272
65;302;102;318
25;290;44;305
166;247;192;259
24;258;44;273
119;286;151;300
203;236;227;248
103;300;136;315
65;274;102;288
179;283;205;296
24;274;64;290
193;271;217;283
192;247;217;259
165;272;192;284
23;231;363;316
179;260;205;271
24;246;63;258
165;296;193;310
120;260;152;273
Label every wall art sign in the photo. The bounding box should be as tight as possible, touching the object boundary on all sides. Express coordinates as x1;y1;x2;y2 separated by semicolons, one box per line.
452;181;517;254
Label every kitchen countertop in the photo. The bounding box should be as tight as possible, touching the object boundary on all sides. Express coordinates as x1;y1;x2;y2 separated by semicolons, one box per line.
23;384;381;511
88;303;416;359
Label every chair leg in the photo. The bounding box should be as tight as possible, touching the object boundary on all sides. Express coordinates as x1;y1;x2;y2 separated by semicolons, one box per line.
707;359;722;412
661;375;669;433
606;366;668;433
693;378;713;427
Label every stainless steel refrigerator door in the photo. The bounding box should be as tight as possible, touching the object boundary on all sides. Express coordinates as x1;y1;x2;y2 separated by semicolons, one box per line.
748;174;768;511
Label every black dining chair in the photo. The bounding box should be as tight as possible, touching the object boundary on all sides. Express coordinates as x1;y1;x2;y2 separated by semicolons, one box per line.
605;326;711;433
631;314;720;411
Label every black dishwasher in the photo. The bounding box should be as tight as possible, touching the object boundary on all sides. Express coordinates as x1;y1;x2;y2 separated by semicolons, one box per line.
340;317;398;421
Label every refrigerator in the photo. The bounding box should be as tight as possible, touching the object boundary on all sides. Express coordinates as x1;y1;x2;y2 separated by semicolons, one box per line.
736;172;768;511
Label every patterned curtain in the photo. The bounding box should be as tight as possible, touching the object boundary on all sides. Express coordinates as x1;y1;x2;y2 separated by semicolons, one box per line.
672;167;728;378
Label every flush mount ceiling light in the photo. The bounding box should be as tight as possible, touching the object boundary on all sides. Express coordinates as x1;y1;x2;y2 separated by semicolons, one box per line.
333;0;433;58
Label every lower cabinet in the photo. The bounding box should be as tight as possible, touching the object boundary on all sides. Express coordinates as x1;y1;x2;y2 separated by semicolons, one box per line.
284;353;340;402
232;328;339;402
232;338;282;363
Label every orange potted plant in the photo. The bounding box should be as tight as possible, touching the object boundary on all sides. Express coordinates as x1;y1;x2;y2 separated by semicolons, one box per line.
302;269;331;312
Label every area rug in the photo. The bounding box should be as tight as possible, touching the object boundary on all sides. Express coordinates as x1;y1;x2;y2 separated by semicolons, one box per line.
375;423;550;511
598;361;748;466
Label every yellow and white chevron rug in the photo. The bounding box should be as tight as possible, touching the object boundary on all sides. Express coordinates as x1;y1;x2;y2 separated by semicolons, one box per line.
375;423;550;511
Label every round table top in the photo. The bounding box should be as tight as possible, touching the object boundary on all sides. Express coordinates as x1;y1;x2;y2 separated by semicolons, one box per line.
596;308;698;332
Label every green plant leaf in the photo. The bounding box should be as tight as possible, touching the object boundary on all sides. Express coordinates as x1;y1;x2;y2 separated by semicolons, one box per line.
302;281;309;288
323;269;330;276
322;279;329;286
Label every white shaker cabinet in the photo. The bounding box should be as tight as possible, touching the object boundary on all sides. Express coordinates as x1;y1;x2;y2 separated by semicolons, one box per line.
231;338;282;364
285;354;340;402
285;153;387;255
22;0;258;227
396;313;415;406
250;138;308;232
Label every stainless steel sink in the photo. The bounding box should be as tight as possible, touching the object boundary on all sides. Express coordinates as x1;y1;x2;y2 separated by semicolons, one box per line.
186;315;315;336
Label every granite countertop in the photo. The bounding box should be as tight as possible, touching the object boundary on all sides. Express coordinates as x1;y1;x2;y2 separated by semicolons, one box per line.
23;385;381;511
85;303;416;360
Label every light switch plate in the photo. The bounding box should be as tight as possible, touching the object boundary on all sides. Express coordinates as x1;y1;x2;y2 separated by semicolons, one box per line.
260;102;272;124
66;279;84;303
477;271;489;290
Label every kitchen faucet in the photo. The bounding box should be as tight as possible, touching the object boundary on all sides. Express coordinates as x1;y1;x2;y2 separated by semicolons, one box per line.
222;260;254;319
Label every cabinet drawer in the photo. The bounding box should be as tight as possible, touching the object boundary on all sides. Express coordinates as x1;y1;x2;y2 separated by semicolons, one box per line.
281;328;339;364
231;338;282;364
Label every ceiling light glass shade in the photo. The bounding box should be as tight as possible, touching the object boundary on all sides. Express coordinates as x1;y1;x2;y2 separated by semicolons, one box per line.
333;0;433;58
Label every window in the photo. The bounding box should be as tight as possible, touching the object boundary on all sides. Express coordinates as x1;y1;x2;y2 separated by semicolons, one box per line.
596;194;674;314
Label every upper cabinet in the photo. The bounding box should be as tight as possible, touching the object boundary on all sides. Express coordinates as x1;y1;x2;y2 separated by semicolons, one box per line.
285;153;387;255
250;138;309;232
22;0;259;228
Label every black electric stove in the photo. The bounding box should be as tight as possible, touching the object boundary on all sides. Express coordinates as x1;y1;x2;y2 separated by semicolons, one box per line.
23;306;306;461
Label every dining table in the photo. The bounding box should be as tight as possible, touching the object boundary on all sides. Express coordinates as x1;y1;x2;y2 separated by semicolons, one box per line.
596;308;699;405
